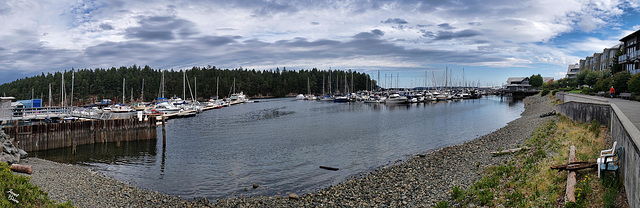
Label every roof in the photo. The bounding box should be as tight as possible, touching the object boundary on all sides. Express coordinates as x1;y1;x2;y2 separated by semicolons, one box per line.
620;29;640;42
0;97;15;100
543;77;554;83
608;43;622;49
507;77;528;83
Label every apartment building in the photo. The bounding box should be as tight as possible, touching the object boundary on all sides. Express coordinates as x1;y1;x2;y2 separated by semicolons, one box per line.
566;64;580;78
619;30;640;74
590;53;601;71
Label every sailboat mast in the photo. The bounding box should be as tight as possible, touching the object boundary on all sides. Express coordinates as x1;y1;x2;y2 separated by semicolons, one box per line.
71;70;74;106
216;76;219;99
141;78;144;102
183;70;186;99
123;77;125;104
61;72;64;107
48;83;52;107
322;75;325;95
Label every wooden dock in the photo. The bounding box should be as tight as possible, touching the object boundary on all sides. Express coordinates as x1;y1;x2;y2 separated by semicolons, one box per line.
2;117;157;152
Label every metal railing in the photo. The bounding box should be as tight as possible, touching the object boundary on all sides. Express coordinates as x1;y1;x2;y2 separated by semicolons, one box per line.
10;106;123;120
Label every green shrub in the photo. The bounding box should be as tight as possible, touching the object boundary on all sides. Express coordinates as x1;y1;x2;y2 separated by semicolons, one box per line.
613;71;631;93
451;186;464;201
628;73;640;94
540;89;550;96
435;201;450;208
0;162;73;207
589;120;600;137
552;89;559;96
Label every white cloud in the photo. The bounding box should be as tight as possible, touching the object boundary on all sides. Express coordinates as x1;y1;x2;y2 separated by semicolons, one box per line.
0;0;638;84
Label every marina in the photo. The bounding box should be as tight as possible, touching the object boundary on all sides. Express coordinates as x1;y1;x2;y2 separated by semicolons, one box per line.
31;95;524;200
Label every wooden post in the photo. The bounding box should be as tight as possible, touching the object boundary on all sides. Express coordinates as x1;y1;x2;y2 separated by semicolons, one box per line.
162;116;166;145
14;120;18;141
566;145;576;203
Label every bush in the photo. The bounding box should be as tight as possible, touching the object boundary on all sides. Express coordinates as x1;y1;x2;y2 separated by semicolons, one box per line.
628;73;640;94
552;89;559;96
540;89;550;96
581;87;593;94
594;77;613;92
0;162;73;207
612;71;631;93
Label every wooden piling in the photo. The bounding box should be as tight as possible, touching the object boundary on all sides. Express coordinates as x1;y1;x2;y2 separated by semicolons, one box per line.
566;145;576;203
162;115;166;145
2;117;157;152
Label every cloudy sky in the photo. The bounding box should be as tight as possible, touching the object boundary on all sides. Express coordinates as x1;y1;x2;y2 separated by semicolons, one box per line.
1;0;640;87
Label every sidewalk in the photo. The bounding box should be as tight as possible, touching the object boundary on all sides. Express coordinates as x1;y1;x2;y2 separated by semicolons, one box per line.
561;93;640;132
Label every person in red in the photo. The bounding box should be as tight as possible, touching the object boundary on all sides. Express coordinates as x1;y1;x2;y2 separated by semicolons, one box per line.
610;86;615;98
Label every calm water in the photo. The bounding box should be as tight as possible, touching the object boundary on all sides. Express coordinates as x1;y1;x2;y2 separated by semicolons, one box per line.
33;96;524;200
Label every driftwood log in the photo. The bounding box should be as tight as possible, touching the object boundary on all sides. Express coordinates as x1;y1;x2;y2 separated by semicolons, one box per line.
490;147;533;156
319;166;339;171
551;162;597;171
10;164;32;174
566;146;576;203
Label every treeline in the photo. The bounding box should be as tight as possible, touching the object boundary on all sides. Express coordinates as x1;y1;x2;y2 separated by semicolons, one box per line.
0;65;377;105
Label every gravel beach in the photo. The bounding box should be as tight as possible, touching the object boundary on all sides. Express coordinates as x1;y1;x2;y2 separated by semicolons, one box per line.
20;95;554;207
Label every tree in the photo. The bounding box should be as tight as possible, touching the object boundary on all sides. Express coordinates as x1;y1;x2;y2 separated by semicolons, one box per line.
529;74;543;88
628;73;640;94
584;70;599;87
594;77;612;92
611;48;624;74
612;71;631;93
575;69;590;86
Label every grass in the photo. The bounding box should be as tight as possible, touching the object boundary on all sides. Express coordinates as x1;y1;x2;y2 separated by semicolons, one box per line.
0;162;73;208
442;116;625;207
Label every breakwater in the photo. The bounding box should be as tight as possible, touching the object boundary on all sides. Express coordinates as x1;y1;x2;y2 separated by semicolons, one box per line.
556;92;640;207
1;117;157;152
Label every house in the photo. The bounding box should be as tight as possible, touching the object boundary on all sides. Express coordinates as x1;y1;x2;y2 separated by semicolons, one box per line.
619;30;640;74
566;64;580;78
543;77;554;83
505;77;531;91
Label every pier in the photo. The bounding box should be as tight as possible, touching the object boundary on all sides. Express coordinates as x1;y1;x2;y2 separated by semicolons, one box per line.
2;117;157;152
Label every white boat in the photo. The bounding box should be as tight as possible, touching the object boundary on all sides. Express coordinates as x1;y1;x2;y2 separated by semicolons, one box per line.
319;95;334;101
154;101;182;114
384;94;408;104
107;104;135;113
230;92;248;105
296;94;305;100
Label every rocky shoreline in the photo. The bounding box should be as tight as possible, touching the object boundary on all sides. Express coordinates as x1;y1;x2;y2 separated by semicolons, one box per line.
19;95;553;207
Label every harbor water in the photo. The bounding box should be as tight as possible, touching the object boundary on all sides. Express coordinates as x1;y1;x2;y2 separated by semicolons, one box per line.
33;96;524;200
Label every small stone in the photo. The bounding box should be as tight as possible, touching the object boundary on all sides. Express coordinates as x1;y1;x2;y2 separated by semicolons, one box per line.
252;183;259;189
288;193;300;200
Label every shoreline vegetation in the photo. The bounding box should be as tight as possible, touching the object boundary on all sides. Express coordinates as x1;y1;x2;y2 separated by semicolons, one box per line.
2;94;626;207
0;65;375;103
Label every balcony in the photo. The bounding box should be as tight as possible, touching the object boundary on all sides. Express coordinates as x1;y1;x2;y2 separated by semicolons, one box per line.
621;50;640;63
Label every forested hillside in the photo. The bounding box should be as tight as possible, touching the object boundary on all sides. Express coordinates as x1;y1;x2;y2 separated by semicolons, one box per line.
0;65;376;105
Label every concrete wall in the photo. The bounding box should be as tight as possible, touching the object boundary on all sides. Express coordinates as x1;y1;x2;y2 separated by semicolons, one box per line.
556;101;611;127
556;93;640;207
611;105;640;207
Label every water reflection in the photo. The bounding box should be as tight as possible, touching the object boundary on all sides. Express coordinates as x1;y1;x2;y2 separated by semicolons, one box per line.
34;95;524;200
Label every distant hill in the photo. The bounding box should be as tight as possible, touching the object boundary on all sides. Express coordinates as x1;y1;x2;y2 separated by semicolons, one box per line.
0;65;375;105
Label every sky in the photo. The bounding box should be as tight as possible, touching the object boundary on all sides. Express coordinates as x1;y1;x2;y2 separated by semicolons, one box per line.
1;0;640;88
